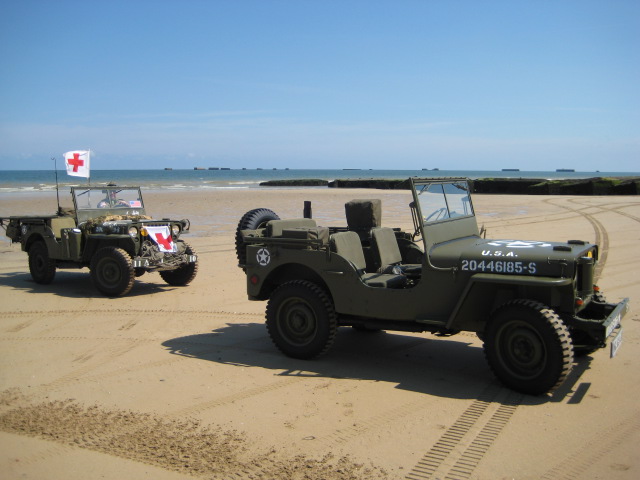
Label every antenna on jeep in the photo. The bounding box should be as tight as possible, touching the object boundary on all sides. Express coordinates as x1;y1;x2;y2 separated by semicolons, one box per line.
52;157;62;215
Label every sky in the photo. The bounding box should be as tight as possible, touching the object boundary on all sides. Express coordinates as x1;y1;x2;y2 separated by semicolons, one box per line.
1;0;638;171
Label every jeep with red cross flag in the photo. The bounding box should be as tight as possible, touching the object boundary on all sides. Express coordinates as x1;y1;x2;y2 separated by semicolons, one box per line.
0;184;198;296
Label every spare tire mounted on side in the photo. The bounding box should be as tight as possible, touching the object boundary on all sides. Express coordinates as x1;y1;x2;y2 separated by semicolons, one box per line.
235;208;280;267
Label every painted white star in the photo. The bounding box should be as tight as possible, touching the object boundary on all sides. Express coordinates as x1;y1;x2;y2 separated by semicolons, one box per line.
256;248;271;266
487;240;551;249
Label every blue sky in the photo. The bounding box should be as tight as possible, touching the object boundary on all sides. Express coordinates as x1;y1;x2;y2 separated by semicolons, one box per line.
1;0;638;171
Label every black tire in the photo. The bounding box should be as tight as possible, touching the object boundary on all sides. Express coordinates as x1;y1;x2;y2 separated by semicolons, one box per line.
28;240;56;284
90;247;135;296
483;299;574;395
266;280;337;359
159;242;198;286
235;208;280;267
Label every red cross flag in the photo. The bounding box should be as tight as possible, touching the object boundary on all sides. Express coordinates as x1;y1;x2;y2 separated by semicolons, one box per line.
64;150;90;178
145;226;177;253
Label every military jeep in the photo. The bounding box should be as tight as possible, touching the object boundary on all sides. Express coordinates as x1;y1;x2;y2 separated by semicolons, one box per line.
235;178;628;395
1;185;198;296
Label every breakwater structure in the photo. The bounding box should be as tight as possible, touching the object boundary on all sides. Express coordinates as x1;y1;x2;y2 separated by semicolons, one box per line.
259;177;640;195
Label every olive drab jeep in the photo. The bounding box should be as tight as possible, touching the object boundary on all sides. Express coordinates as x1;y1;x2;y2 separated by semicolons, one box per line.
235;178;629;395
1;185;198;296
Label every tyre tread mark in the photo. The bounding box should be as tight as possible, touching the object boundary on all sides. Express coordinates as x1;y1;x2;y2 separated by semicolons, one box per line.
313;401;423;447
544;198;609;281
540;412;640;480
405;383;503;480
166;377;302;418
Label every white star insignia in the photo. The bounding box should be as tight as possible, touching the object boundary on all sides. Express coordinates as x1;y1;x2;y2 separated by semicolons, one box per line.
256;248;271;266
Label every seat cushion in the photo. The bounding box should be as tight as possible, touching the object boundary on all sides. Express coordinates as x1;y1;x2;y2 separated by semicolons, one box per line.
330;231;367;271
371;227;403;267
362;272;408;288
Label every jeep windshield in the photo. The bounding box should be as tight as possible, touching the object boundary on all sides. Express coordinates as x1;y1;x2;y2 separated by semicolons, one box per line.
414;180;474;225
73;187;144;211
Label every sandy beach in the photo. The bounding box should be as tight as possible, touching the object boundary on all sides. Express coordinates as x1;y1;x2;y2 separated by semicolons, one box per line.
0;187;638;479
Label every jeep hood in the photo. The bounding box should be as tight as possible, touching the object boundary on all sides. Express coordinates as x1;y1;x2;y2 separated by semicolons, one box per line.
430;236;596;278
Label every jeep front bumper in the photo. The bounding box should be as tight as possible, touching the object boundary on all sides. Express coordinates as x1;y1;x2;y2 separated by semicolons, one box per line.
132;254;198;269
569;297;629;357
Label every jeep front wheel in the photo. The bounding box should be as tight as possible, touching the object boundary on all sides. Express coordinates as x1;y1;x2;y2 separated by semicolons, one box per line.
483;299;574;395
90;247;135;296
266;280;337;359
28;240;56;284
159;242;198;286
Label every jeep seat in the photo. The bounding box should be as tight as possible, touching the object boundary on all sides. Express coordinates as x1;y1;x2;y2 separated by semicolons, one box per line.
371;227;422;276
330;231;407;288
345;199;381;231
49;216;77;239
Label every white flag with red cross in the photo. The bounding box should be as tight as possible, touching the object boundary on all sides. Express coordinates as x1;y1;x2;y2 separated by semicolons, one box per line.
64;150;90;178
145;226;177;253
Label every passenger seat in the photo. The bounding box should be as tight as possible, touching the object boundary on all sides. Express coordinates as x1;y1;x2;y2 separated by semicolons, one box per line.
330;231;407;288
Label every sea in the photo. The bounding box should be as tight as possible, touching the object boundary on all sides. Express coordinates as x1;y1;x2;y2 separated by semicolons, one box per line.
0;168;638;193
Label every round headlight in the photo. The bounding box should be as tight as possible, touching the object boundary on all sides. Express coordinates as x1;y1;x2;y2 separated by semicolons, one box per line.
171;224;181;236
128;226;138;237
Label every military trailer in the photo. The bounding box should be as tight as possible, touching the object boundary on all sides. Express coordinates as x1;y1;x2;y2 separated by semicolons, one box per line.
235;178;628;395
1;185;198;296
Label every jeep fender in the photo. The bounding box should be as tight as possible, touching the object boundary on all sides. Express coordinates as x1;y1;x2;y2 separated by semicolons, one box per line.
83;235;136;263
23;232;47;252
250;262;329;301
447;273;573;332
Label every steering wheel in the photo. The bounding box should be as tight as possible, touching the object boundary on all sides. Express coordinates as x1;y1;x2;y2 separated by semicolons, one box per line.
425;207;448;222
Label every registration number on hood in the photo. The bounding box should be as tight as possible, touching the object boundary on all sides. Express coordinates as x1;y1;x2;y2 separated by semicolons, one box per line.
461;259;537;274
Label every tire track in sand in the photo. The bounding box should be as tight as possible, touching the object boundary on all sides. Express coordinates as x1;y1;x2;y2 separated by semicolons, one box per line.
405;384;523;480
0;308;264;335
540;412;640;479
543;198;609;282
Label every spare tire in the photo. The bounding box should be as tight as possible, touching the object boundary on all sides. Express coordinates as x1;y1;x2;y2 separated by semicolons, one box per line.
235;208;280;267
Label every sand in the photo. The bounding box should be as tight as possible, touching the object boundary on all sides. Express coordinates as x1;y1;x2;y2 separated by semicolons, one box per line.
0;188;639;480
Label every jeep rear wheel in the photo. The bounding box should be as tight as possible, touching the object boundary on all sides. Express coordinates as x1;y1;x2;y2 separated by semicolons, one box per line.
90;247;135;296
28;240;56;284
235;208;280;267
159;242;198;286
266;280;337;359
483;299;574;395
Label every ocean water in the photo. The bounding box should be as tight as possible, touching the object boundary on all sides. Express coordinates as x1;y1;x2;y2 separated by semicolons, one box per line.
0;168;638;193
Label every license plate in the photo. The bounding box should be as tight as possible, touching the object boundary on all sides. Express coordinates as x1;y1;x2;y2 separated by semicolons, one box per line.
610;328;623;358
605;313;621;338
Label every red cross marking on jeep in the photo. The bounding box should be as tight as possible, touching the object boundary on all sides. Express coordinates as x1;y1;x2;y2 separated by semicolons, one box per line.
154;232;173;250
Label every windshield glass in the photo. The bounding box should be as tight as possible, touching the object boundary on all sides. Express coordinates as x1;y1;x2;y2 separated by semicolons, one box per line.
74;187;144;210
416;181;473;224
